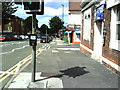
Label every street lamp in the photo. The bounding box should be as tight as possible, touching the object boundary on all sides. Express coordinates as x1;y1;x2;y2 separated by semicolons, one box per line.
61;4;64;37
61;4;64;23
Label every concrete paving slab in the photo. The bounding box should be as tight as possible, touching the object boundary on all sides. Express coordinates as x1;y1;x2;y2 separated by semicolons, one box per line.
8;72;63;88
8;73;32;88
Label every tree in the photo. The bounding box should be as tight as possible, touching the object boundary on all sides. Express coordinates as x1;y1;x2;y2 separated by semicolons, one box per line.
2;0;18;24
39;24;52;35
49;16;64;34
23;16;38;34
40;24;47;35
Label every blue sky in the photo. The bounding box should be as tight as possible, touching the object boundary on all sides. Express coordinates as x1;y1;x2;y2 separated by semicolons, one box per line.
13;0;69;28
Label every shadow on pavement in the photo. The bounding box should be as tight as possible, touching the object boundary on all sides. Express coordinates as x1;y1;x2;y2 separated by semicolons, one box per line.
36;66;90;82
60;66;90;78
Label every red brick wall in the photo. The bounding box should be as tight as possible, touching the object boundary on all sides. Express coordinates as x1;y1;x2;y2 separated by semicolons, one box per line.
102;8;120;66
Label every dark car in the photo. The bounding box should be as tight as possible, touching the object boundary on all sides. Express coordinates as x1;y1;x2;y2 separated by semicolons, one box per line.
40;36;51;43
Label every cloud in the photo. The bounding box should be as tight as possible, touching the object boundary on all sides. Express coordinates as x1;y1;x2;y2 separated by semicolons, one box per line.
44;6;68;17
45;0;68;9
13;10;31;19
37;16;51;28
12;5;31;19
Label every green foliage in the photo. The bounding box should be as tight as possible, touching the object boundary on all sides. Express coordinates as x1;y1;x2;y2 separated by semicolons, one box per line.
39;24;51;35
2;0;18;24
64;33;68;36
40;24;47;34
49;16;64;34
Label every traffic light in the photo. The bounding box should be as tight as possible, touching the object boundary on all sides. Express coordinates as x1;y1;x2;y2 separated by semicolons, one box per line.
24;0;44;15
23;0;40;10
14;0;22;5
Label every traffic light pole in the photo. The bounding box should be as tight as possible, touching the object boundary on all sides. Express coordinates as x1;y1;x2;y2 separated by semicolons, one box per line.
32;13;36;82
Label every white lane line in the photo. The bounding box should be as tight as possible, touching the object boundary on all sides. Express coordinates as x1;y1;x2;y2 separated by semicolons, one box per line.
15;57;31;74
0;42;25;47
55;48;80;51
0;45;3;47
0;45;29;55
0;71;16;75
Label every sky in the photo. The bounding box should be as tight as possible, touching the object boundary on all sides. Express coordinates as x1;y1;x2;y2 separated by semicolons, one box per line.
13;0;69;28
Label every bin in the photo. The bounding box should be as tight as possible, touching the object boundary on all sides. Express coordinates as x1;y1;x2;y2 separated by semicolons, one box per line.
64;38;68;42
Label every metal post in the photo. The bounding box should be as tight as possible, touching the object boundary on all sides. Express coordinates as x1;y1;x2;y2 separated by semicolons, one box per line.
62;4;64;37
62;4;64;22
46;26;47;43
32;13;36;82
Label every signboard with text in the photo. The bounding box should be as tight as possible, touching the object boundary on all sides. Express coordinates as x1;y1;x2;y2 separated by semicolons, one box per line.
96;4;105;20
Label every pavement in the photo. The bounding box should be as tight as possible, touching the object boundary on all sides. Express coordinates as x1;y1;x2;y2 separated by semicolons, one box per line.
6;38;119;89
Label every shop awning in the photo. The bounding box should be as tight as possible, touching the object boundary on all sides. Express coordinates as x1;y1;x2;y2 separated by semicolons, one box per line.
75;29;81;33
64;31;72;33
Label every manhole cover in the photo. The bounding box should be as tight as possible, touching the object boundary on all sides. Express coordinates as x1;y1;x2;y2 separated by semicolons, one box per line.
41;72;62;78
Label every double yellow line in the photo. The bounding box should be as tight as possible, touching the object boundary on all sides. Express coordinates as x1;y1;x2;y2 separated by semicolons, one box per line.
0;48;45;83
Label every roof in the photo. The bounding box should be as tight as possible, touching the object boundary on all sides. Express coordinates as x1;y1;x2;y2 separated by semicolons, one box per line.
69;0;82;11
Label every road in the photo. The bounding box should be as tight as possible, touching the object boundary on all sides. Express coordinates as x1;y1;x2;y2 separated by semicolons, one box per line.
0;39;48;89
0;39;119;89
22;39;118;88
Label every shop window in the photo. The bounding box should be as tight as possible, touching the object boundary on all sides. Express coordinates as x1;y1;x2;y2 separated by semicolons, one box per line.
115;5;120;40
110;4;120;51
116;24;120;40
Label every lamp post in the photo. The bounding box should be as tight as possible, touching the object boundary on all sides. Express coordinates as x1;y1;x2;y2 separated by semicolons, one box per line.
61;4;64;37
62;4;64;22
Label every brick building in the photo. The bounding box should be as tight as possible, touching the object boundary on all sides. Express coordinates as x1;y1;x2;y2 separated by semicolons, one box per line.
80;0;120;72
66;0;82;44
2;15;29;35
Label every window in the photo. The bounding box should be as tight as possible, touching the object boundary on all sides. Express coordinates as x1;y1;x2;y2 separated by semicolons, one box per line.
83;8;91;42
115;5;120;40
110;4;120;51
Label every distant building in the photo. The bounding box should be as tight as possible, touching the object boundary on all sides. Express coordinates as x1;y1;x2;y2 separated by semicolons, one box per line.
80;0;120;72
1;15;29;35
66;0;82;44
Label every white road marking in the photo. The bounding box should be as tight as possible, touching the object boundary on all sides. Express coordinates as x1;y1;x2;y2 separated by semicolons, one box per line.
52;50;58;53
0;42;25;47
55;48;80;51
0;45;29;55
0;71;16;75
64;51;71;53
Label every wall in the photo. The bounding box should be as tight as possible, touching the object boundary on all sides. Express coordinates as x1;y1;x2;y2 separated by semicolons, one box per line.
102;7;120;66
80;1;120;72
68;14;82;25
80;6;95;56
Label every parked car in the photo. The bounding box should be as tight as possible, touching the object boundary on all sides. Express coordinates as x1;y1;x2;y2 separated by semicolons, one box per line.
14;35;22;40
40;36;51;43
0;34;17;41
